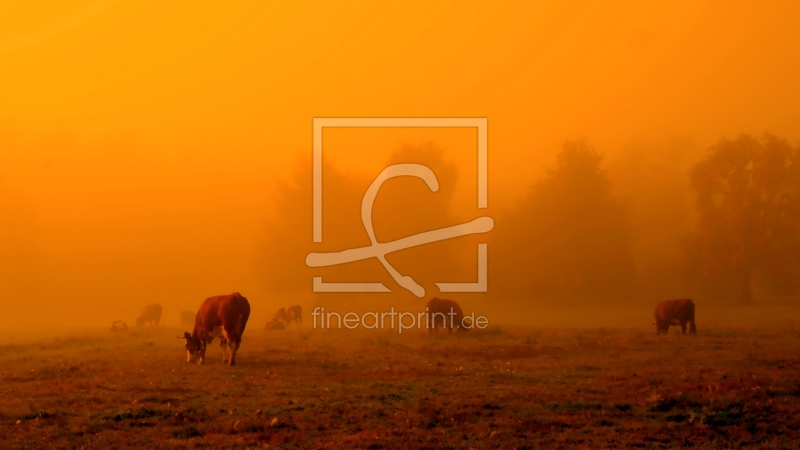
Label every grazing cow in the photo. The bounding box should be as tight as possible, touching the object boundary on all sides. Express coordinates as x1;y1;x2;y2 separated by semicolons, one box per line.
136;304;162;327
182;292;251;366
654;298;697;335
284;305;303;328
109;320;128;332
180;311;196;326
426;297;471;336
264;317;285;330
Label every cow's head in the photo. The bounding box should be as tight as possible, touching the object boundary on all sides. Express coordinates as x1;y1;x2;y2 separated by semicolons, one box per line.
135;317;146;327
182;331;200;362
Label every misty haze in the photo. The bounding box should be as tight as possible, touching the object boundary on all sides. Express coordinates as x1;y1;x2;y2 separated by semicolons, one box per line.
1;1;799;448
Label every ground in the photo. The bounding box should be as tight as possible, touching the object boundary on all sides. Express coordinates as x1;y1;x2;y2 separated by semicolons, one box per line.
1;325;799;449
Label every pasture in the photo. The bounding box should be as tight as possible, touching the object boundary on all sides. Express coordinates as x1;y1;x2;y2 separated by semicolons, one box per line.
1;324;799;449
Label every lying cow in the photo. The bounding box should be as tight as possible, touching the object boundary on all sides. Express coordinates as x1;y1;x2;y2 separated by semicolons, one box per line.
284;305;303;328
264;317;285;330
180;310;196;326
182;292;251;366
426;297;471;336
136;303;162;327
109;320;128;332
654;298;697;335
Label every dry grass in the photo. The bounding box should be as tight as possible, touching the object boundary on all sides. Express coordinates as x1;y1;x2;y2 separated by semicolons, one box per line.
1;325;799;449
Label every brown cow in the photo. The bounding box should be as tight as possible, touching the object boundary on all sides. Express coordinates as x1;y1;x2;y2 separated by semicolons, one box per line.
654;298;697;335
182;292;251;366
180;311;196;326
136;304;162;327
273;307;288;325
284;305;303;328
426;297;471;336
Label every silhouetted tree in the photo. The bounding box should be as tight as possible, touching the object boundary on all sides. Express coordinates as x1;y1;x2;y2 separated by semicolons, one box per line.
607;139;696;300
259;143;463;306
495;141;636;302
259;158;370;295
690;134;800;304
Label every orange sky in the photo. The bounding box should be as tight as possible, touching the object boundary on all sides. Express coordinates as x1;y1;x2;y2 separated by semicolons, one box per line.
1;1;799;328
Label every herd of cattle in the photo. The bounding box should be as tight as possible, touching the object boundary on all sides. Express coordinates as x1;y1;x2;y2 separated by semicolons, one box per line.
108;294;698;366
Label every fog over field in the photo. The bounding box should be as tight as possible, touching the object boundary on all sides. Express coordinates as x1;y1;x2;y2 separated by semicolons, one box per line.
2;2;800;333
3;2;800;448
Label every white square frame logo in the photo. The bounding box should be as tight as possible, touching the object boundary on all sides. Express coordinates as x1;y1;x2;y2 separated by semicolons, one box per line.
311;117;489;295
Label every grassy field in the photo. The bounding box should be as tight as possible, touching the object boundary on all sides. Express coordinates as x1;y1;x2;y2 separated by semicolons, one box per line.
1;324;799;449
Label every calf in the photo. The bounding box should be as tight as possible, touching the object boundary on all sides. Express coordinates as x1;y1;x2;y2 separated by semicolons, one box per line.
654;298;697;335
182;292;251;366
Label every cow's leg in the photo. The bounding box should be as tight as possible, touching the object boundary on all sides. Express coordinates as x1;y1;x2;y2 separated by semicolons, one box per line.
689;320;697;335
680;321;687;335
220;338;228;363
229;339;239;366
198;335;207;364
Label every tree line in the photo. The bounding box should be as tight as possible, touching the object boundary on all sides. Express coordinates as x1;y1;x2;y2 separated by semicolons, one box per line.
262;134;800;306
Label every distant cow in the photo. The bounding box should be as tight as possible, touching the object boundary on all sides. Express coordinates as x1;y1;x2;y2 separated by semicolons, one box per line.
426;297;471;336
182;292;251;366
284;305;303;328
273;307;288;325
109;320;128;332
654;298;697;335
180;311;196;326
264;317;285;330
136;304;162;327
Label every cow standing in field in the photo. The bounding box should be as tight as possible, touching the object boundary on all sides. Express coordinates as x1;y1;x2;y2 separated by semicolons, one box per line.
426;297;471;336
182;292;251;366
136;304;162;327
273;307;288;326
654;298;697;335
180;311;196;326
284;305;303;328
